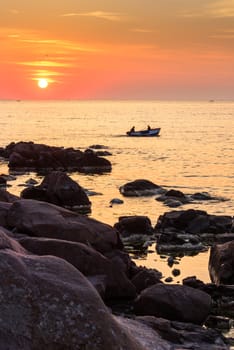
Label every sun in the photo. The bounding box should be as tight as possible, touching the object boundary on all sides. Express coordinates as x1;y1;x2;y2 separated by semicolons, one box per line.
38;78;49;89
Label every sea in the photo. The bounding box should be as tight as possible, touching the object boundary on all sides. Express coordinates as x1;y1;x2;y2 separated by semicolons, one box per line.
0;100;233;283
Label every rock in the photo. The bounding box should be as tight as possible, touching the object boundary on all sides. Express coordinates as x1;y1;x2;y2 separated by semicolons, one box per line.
164;277;173;283
96;150;112;156
78;149;112;173
156;189;190;207
172;269;180;277
167;256;174;267
18;236;136;300
0;175;7;186
0;234;143;350
209;241;234;285
187;214;210;234
165;189;186;199
0;227;26;253
0;174;17;181
25;177;39;186
21;171;91;213
156;231;204;254
89;144;109;149
205;315;234;330
114;216;154;237
134;284;212;324
155;209;233;235
182;277;234;320
0;188;20;203
191;192;213;200
131;268;162;293
132;316;229;349
3;141;111;174
109;198;124;206
163;199;184;207
119;179;165;197
121;234;154;253
6;199;122;254
209;215;233;234
0;202;12;227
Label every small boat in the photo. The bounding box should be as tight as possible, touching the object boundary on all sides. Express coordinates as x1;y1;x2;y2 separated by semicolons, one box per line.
126;127;161;137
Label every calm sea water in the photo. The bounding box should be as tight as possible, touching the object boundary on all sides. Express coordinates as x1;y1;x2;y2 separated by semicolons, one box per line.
0;100;233;282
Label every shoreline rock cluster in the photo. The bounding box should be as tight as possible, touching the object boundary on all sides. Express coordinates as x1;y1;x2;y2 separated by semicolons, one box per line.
0;197;232;349
0;141;111;174
0;142;233;349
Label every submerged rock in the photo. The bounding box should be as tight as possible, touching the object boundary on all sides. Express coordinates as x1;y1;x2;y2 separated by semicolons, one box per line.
119;179;165;197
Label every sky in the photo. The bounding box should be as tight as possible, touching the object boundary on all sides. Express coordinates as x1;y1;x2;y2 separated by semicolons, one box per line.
1;0;234;100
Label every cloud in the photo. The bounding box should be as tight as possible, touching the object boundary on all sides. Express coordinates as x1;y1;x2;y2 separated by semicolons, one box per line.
9;9;20;15
208;0;234;17
210;29;234;39
18;60;73;68
180;0;234;18
130;28;153;33
61;11;127;22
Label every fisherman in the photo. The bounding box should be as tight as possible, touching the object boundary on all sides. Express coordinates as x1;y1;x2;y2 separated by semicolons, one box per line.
130;126;135;132
147;125;151;130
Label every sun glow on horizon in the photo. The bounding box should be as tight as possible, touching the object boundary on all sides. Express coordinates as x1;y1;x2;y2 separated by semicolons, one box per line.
37;78;49;89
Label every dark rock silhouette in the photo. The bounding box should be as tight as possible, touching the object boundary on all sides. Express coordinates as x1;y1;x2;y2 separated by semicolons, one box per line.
21;171;91;213
1;141;111;173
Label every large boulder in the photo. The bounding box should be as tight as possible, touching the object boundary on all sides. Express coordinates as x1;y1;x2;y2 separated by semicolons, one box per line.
76;149;111;173
0;201;13;227
0;227;26;253
155;209;233;235
0;188;20;203
134;284;211;324
0;233;143;350
131;268;162;293
114;216;154;237
209;241;234;285
6;199;122;254
119;179;164;197
18;236;136;299
21;171;91;213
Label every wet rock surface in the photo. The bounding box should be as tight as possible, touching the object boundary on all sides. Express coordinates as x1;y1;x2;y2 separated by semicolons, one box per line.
156;189;227;208
120;179;165;197
21;171;91;213
114;215;154;237
155;209;234;253
0;193;232;348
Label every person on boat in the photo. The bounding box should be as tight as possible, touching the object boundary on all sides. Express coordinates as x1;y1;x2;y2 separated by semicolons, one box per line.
130;126;135;132
147;125;151;130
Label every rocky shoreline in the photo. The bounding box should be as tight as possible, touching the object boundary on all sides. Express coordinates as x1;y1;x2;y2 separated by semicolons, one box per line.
0;141;233;349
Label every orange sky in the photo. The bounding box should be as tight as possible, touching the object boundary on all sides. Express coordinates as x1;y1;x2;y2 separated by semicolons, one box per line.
1;0;234;100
